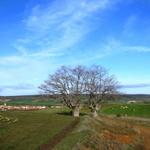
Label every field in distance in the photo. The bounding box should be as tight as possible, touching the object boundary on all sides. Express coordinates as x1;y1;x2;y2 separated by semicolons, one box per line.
0;94;150;106
101;103;150;118
0;95;61;106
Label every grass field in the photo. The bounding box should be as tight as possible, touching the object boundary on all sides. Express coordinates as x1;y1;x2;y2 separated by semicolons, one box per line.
1;103;150;150
0;98;61;106
0;109;75;150
101;103;150;118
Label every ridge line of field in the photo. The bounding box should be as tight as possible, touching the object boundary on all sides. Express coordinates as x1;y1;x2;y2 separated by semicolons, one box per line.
100;113;150;122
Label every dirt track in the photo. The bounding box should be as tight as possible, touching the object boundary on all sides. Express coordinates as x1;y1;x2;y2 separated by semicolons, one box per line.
39;118;80;150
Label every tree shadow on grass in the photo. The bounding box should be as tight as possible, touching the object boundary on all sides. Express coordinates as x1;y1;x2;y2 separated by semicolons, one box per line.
56;111;87;116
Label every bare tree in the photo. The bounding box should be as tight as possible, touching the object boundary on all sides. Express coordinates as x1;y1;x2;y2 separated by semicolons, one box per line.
39;65;87;117
40;65;118;117
86;65;118;117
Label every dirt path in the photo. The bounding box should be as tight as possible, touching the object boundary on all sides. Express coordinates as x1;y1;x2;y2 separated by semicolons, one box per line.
39;118;80;150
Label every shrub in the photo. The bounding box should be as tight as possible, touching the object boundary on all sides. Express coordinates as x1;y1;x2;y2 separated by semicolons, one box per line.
116;114;121;117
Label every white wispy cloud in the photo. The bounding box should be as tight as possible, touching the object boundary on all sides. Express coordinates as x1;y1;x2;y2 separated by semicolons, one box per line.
0;84;35;90
123;46;150;52
16;0;117;57
0;56;26;65
102;38;150;54
119;83;150;89
0;84;38;96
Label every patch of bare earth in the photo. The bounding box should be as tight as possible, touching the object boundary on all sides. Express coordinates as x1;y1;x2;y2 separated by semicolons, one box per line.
102;129;134;144
135;126;150;150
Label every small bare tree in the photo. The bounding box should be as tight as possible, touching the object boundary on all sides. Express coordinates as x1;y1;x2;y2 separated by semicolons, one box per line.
86;65;118;117
39;66;87;117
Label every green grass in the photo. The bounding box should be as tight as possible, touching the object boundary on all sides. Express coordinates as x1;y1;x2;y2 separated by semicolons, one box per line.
3;99;60;106
101;103;150;118
0;109;73;150
1;103;150;150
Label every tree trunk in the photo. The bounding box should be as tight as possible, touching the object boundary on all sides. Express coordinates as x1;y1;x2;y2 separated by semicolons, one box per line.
91;104;100;117
72;106;80;117
92;109;98;117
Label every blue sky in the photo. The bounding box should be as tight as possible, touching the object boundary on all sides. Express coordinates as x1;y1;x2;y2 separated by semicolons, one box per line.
0;0;150;96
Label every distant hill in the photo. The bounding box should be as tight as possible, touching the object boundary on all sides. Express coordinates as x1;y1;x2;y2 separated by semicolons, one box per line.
116;94;150;102
0;94;150;106
0;95;62;106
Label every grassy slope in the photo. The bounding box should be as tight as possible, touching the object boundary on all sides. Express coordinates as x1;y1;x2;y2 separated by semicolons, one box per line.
0;109;73;150
55;115;150;150
75;116;150;150
101;104;150;118
55;104;150;149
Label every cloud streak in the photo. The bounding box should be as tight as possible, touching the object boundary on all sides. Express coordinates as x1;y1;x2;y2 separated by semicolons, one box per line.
0;84;38;96
16;0;117;57
119;83;150;89
102;38;150;54
0;84;35;90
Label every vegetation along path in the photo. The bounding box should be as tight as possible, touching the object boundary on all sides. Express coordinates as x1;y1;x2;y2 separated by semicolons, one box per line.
74;114;150;150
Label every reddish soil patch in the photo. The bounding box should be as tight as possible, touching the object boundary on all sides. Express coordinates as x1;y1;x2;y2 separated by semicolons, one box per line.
136;126;150;150
39;118;80;150
102;129;135;144
97;115;150;150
